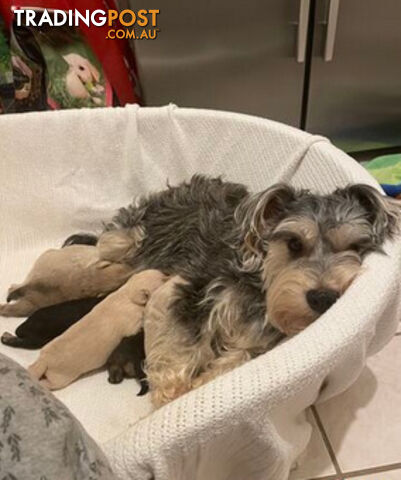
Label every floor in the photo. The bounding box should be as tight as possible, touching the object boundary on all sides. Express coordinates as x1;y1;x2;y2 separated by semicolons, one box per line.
290;324;401;480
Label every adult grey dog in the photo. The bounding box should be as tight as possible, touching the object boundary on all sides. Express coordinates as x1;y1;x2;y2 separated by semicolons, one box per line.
62;175;400;406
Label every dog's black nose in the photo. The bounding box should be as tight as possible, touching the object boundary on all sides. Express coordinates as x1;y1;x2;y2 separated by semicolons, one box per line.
306;289;339;314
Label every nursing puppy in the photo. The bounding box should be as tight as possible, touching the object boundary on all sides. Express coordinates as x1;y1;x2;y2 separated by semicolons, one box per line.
106;331;149;396
0;244;135;317
1;297;105;350
2;297;148;393
28;270;166;390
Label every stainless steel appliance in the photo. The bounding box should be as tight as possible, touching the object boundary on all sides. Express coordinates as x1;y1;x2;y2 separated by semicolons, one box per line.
129;0;401;152
306;0;401;152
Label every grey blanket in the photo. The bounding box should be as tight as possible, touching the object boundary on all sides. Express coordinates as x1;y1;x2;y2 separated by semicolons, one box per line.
0;353;115;480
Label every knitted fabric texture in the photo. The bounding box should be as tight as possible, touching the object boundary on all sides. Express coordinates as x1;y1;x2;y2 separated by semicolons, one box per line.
0;105;399;480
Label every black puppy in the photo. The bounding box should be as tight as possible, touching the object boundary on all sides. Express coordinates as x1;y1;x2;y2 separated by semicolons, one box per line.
1;296;148;395
1;297;105;349
106;331;148;396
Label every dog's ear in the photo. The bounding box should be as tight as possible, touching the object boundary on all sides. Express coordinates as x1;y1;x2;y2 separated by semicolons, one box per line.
343;184;401;240
236;184;296;256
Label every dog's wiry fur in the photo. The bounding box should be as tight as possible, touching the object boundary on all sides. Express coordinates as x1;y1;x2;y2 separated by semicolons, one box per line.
69;176;398;406
240;183;399;334
9;176;397;404
0;245;134;317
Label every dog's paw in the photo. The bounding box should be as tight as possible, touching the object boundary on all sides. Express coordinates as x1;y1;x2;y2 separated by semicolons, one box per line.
28;357;47;379
0;303;17;317
6;284;22;302
137;379;149;396
1;332;16;345
62;233;98;248
107;364;124;384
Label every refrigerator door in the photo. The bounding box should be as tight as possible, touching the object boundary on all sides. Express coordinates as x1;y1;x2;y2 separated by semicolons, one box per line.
132;1;307;127
306;0;401;152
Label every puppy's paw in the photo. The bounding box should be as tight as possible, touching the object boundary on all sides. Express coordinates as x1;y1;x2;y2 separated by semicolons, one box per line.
28;357;47;380
107;364;124;384
0;303;19;317
39;378;53;390
123;360;136;378
62;233;98;247
1;332;17;345
0;300;35;318
6;284;23;302
137;380;149;396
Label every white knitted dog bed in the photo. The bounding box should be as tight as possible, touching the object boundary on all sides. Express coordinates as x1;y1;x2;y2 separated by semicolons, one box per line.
0;105;400;480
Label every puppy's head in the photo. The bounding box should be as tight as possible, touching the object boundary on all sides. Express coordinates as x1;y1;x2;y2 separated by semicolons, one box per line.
237;183;400;335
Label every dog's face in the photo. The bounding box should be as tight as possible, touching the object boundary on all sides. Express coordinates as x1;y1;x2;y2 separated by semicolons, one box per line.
238;184;400;335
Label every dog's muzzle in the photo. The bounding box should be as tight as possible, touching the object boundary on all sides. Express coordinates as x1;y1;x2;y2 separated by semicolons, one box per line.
306;289;339;314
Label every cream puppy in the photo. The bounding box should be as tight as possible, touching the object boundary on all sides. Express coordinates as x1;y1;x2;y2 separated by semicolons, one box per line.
0;245;134;317
28;269;167;390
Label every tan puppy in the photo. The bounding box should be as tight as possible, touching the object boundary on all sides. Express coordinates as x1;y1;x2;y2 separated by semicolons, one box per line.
0;245;134;317
28;269;167;390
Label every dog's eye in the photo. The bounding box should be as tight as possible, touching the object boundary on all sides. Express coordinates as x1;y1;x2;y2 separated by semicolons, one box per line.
287;237;303;254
